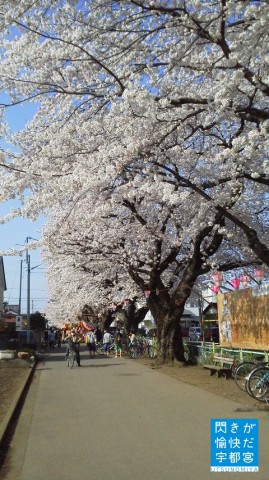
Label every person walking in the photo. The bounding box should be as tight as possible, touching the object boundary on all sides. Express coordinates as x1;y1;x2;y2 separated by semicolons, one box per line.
65;328;82;366
129;331;137;346
95;327;103;342
87;329;96;358
114;330;122;358
103;330;112;356
56;330;61;348
128;330;137;357
48;329;55;349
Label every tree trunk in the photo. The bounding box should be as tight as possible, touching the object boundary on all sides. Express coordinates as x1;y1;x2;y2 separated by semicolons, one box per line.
126;305;148;334
148;297;186;363
124;302;136;333
100;309;114;332
160;310;185;363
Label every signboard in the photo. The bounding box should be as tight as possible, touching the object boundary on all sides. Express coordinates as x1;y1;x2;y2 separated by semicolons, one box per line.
217;288;269;349
16;315;22;331
211;418;259;472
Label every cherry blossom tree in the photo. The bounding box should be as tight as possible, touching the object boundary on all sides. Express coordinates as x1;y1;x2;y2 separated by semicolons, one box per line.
42;172;258;362
0;1;267;361
0;0;267;263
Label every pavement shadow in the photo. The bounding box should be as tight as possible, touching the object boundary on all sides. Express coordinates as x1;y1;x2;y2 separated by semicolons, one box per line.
82;363;126;368
37;353;65;362
37;351;127;369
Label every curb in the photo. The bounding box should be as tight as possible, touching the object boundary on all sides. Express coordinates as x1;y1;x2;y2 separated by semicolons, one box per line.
0;361;37;449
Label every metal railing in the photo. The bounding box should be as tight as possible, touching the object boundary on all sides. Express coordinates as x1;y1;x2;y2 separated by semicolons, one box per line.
184;340;268;365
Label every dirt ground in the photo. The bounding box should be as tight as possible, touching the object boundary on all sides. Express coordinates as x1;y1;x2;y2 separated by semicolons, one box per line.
136;357;269;412
1;356;269;426
0;361;30;425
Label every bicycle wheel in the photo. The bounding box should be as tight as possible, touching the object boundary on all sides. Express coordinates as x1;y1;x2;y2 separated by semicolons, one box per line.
143;345;151;358
129;346;140;359
148;346;157;359
234;362;256;392
96;343;104;355
247;366;269;402
128;345;134;358
68;351;75;369
138;343;146;357
121;342;128;356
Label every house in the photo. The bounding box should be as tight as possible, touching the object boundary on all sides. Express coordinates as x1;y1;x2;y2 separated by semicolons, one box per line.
3;309;27;330
0;256;7;315
203;302;218;324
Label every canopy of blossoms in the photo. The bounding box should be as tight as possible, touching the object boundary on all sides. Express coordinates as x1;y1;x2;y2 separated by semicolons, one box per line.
0;1;267;332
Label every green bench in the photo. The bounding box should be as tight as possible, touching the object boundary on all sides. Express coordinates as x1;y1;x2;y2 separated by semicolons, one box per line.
203;355;235;379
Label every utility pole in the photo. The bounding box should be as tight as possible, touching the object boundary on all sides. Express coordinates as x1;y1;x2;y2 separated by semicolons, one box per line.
26;239;31;344
15;258;24;339
16;237;38;343
25;236;38;343
18;259;23;316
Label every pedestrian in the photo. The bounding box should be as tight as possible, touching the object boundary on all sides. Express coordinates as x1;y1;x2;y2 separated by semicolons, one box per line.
44;329;48;347
65;328;82;366
103;330;112;356
128;330;137;356
87;329;96;358
114;330;122;358
129;331;137;346
56;330;61;348
95;327;103;342
48;329;55;349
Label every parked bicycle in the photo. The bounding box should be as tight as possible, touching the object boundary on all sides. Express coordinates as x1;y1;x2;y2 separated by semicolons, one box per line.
96;341;115;355
233;355;269;403
234;357;267;392
130;346;141;358
246;365;269;403
126;339;158;359
136;339;152;358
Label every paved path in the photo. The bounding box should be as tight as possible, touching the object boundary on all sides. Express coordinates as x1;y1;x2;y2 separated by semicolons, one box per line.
1;347;269;480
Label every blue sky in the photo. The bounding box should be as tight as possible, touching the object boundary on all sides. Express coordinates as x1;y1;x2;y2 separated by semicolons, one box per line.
0;213;48;314
1;98;48;313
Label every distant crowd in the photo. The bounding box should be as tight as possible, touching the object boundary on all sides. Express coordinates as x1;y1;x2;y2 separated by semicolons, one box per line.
42;326;138;359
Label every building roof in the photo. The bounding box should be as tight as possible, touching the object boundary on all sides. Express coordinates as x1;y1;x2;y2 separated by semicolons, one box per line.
203;302;217;315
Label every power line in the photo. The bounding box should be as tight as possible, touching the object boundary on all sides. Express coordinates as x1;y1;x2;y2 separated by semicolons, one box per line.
7;288;48;292
7;297;48;300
